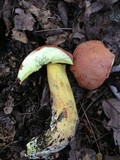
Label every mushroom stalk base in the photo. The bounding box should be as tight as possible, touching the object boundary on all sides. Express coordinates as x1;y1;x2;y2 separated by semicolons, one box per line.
27;63;78;159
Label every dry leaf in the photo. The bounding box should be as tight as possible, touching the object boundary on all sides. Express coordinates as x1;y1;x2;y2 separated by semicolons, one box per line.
68;138;78;160
20;0;57;29
72;17;85;44
112;65;120;72
3;0;12;31
14;8;35;31
84;0;103;20
45;33;68;45
20;0;42;18
102;99;120;146
4;96;14;114
109;85;120;99
58;1;68;27
12;28;28;43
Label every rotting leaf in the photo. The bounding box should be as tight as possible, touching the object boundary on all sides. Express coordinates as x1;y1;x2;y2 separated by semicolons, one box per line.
102;99;120;146
14;8;35;31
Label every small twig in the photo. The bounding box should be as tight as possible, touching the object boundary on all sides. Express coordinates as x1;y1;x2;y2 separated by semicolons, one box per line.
81;89;106;119
80;103;101;152
14;89;36;107
90;133;110;147
29;96;38;112
90;122;101;136
1;140;18;152
90;118;103;124
34;28;72;33
19;112;35;115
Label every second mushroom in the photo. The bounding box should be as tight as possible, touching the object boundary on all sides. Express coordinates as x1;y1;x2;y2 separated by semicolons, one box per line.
70;40;115;90
17;46;78;159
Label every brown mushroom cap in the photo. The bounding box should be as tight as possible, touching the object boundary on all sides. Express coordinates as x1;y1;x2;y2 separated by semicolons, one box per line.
70;40;115;90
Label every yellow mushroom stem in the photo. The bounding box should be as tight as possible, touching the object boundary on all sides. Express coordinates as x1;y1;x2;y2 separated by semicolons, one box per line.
27;63;78;159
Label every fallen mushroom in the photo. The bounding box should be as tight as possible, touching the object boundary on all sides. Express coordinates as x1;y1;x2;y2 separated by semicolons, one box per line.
17;45;78;159
70;40;115;90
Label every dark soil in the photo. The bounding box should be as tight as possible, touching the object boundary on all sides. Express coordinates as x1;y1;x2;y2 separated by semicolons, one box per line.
0;0;120;160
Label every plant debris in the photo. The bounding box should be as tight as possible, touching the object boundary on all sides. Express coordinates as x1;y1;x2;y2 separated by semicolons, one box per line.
102;99;120;147
14;8;35;31
0;0;120;159
12;28;28;44
4;96;14;115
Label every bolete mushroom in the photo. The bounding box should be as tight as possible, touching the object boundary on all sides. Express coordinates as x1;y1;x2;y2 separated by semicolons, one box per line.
17;45;78;159
70;40;115;90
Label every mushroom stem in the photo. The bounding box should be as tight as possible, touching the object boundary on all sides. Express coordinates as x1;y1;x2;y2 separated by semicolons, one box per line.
17;45;78;159
27;63;78;159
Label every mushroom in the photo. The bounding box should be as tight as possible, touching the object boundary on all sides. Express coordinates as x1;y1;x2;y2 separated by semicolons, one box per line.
70;40;115;90
17;45;78;159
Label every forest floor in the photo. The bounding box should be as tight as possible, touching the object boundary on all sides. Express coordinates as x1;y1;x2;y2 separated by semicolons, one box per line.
0;0;120;160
